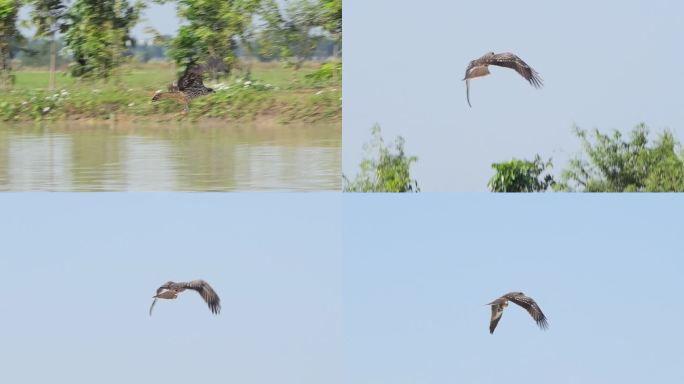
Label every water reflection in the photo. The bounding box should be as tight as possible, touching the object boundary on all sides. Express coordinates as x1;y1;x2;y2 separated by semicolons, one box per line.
0;121;341;191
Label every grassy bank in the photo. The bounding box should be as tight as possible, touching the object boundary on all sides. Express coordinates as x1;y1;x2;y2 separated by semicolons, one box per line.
0;62;341;124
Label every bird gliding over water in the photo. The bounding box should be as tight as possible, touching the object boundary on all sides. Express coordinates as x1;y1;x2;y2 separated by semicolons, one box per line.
151;64;214;112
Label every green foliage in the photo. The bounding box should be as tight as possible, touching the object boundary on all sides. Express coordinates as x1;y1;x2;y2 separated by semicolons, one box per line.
344;125;419;192
488;155;555;192
558;123;684;192
164;0;262;76
0;63;341;122
304;60;340;86
0;0;22;89
63;0;143;80
319;0;341;38
30;0;67;36
256;0;326;69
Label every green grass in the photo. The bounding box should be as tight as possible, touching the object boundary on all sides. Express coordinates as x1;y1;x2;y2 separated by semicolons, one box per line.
0;61;341;123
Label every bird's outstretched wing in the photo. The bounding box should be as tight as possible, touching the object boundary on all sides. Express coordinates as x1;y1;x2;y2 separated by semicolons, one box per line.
177;65;208;92
488;52;543;88
489;303;505;334
505;292;548;329
181;280;221;314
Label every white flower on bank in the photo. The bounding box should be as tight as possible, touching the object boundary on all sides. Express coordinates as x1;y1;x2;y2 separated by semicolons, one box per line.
43;107;51;113
213;83;231;91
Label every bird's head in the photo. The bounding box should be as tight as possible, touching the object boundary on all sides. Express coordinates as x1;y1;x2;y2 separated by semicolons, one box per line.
160;281;174;289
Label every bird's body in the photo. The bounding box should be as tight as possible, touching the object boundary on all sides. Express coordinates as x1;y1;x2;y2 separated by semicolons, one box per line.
463;51;543;107
151;65;214;111
487;291;548;334
149;280;221;316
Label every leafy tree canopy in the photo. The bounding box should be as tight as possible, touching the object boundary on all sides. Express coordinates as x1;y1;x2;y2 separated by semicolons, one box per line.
63;0;143;80
155;0;261;76
256;0;326;68
0;0;23;88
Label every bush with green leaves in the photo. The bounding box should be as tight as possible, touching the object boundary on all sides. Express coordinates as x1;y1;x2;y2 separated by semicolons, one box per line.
304;61;340;86
558;123;684;192
488;155;555;192
344;125;419;192
490;123;684;192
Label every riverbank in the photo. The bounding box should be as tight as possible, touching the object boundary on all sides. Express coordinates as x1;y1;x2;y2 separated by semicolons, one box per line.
0;62;341;124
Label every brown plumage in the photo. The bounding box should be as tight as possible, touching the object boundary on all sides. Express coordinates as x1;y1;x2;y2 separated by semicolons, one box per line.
151;65;214;111
487;292;548;334
149;280;221;316
463;52;543;107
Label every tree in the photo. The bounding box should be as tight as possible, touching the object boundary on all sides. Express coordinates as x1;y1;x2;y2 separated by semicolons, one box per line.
488;155;555;192
319;0;340;39
0;0;23;89
344;125;419;192
157;0;261;77
63;0;142;80
558;123;684;192
257;0;325;69
30;0;67;89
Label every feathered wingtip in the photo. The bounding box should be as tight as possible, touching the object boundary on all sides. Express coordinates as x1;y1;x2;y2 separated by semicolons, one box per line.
528;71;544;88
536;317;549;330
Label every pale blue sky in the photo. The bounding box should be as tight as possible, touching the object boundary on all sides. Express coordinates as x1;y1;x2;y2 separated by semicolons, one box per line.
342;195;684;383
343;0;684;191
0;194;342;384
1;194;682;383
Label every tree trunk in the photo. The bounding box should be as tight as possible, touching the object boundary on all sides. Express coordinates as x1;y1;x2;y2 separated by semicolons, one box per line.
0;44;10;90
49;31;57;90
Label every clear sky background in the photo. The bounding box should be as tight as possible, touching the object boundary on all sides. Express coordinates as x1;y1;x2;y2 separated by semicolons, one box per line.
343;195;684;384
343;0;684;191
0;194;342;384
133;2;179;39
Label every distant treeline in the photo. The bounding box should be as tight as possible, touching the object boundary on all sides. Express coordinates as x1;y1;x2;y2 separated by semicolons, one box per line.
13;35;339;69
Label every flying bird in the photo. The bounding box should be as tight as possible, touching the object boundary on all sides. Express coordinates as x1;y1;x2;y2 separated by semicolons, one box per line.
487;292;548;334
151;64;214;111
463;52;543;107
149;280;221;316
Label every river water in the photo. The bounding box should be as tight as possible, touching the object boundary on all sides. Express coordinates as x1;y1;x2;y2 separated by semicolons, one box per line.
0;121;340;191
